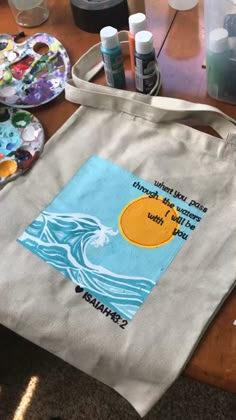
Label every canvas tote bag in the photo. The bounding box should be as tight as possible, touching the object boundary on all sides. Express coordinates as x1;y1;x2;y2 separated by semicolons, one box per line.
1;31;236;417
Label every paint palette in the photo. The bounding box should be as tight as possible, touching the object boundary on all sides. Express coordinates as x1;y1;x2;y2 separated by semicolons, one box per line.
0;33;70;108
0;107;44;186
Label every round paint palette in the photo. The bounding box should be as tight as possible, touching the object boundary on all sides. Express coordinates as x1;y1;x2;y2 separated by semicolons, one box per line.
0;32;70;108
0;107;44;186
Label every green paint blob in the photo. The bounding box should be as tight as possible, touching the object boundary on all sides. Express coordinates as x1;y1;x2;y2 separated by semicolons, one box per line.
12;112;31;128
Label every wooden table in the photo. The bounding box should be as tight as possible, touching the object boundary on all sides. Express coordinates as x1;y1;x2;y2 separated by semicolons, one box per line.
1;0;236;397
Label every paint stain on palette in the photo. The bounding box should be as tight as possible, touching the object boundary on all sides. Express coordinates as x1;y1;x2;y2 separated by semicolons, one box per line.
0;107;44;186
0;32;70;107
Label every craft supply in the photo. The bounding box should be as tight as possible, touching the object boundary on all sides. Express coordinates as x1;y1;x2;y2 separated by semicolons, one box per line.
134;30;158;94
168;0;198;10
0;106;44;186
128;13;147;76
0;33;70;108
223;15;236;98
204;0;236;104
70;0;128;33
100;26;125;89
8;0;49;27
11;31;26;41
224;14;236;55
127;0;145;15
206;28;230;101
224;14;236;37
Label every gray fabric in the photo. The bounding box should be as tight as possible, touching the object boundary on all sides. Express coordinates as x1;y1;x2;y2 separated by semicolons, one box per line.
1;32;236;418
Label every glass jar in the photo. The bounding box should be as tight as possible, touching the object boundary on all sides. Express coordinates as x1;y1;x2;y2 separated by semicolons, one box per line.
8;0;49;28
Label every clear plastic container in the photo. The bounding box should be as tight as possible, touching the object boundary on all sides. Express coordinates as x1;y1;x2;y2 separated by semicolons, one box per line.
205;0;236;104
8;0;49;27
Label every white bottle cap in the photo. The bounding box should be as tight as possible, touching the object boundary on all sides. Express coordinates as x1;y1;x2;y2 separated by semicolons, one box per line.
135;31;153;55
168;0;198;11
129;13;147;35
209;28;229;53
100;26;119;50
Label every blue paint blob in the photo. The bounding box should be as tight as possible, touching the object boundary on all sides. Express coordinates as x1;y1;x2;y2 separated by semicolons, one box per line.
0;125;22;156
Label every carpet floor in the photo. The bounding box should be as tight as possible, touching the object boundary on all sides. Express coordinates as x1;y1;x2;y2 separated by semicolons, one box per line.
0;324;236;420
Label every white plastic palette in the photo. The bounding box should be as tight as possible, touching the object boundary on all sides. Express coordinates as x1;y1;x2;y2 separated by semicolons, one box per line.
0;32;70;108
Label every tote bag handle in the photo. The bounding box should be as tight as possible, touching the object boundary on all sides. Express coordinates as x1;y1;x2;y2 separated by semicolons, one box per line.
65;31;236;141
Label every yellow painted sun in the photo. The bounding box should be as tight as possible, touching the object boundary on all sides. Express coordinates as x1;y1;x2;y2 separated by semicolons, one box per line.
119;195;179;248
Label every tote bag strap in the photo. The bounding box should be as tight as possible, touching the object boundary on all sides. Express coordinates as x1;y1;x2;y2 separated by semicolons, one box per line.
65;31;236;141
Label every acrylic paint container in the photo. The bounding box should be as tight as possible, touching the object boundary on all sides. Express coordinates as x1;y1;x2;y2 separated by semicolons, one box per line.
100;26;125;89
134;30;159;94
128;13;147;76
205;0;236;104
206;28;230;100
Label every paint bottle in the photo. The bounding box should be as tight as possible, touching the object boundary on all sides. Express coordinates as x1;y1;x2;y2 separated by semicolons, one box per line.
134;30;158;94
224;14;236;99
206;28;230;101
224;13;236;52
128;13;147;76
100;26;125;89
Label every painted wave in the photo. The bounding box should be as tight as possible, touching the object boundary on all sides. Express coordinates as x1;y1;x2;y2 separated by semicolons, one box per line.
18;211;155;320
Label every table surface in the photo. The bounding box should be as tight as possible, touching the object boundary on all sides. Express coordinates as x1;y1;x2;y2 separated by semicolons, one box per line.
1;0;236;396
